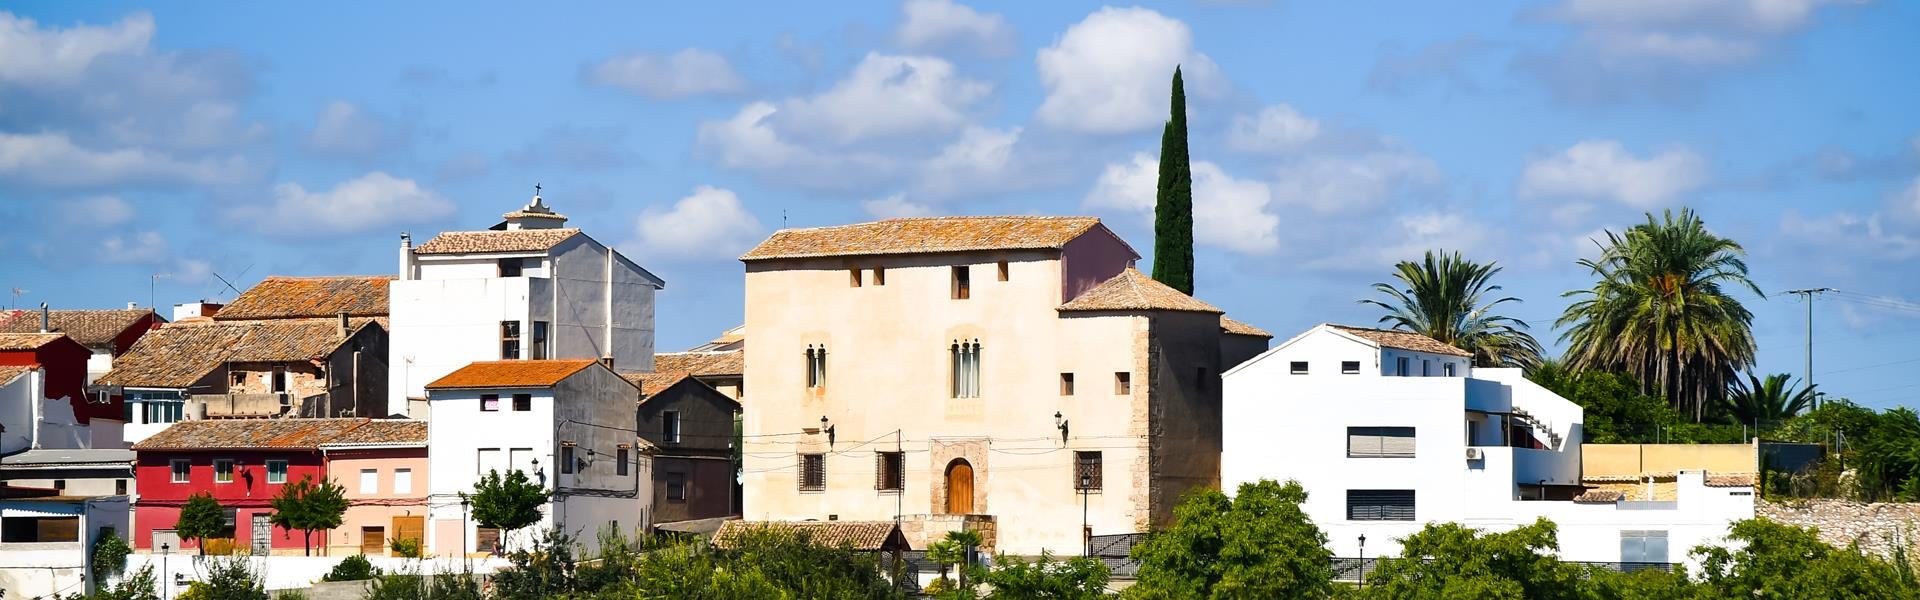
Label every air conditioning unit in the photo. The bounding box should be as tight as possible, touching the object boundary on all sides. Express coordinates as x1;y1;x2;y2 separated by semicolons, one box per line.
1465;448;1485;461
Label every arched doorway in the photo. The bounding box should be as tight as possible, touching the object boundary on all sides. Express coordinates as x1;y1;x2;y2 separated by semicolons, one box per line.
945;459;975;514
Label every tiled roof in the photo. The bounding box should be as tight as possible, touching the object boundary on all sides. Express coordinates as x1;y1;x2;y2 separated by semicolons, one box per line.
415;229;581;255
0;309;155;347
502;209;568;221
711;521;906;551
1328;325;1473;357
215;276;392;321
96;319;380;388
1705;473;1756;488
1220;317;1272;337
426;359;600;390
1573;490;1624;504
653;351;744;377
320;420;428;447
741;216;1107;261
133;418;373;450
0;333;68;351
1058;268;1222;314
621;371;691;397
0;365;30;385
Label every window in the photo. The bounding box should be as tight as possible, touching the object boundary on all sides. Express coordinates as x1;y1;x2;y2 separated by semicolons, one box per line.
393;468;412;494
1075;451;1103;490
1396;357;1410;377
531;321;549;359
116;479;128;495
512;394;532;412
1621;530;1670;564
171;459;190;483
872;267;885;286
53;480;65;491
799;453;825;491
477;448;501;475
1423;360;1432;377
1347;490;1416;521
498;258;523;277
500;321;521;359
271;367;288;393
1444;363;1457;377
616;447;629;477
1059;373;1075;396
1348;427;1417;458
805;346;827;389
667;472;687;501
1341;361;1361;374
996;260;1009;281
849;269;863;287
266;460;288;484
476;527;501;554
1290;361;1309;375
359;469;378;494
950;340;982;398
1114;372;1131;395
951;266;971;299
232;372;246;387
876;452;904;491
481;394;500;412
213;459;235;483
662;411;682;444
560;444;576;475
144;401;183;424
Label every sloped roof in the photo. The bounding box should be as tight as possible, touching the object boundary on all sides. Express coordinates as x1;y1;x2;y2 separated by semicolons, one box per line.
0;365;29;385
0;309;156;347
1058;268;1222;314
741;216;1111;261
621;371;692;397
653;350;744;377
415;228;582;255
0;333;69;351
133;418;373;450
1220;317;1272;338
96;319;380;388
1573;490;1623;504
320;420;428;447
1328;325;1472;357
711;520;907;551
425;359;600;390
1705;473;1756;488
215;276;392;321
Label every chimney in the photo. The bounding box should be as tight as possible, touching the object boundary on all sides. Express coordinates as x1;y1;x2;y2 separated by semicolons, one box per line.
398;232;415;281
38;303;48;333
126;302;138;310
338;311;350;338
600;356;614;370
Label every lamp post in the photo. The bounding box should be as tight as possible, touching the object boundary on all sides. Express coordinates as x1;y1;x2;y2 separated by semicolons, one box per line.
161;542;171;598
461;498;471;557
1357;534;1367;587
1079;474;1092;557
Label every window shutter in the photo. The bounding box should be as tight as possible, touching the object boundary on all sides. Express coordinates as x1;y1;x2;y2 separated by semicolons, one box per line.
875;454;886;490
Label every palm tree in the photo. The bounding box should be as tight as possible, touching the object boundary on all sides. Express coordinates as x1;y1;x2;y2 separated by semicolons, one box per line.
1557;208;1762;421
1722;373;1817;428
1362;250;1544;368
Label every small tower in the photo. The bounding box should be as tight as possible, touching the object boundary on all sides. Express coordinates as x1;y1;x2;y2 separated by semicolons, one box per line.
501;184;568;230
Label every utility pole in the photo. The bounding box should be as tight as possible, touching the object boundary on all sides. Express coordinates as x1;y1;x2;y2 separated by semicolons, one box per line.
1786;288;1833;407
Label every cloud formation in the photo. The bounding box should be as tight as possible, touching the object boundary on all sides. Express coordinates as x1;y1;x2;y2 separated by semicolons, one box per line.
1085;153;1280;255
244;172;454;235
1035;7;1222;134
629;186;766;261
305;101;409;161
1519;140;1708;207
894;0;1016;58
586;48;747;100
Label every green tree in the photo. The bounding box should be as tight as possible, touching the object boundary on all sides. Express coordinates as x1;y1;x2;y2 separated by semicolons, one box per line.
1557;208;1763;421
1694;518;1916;599
463;468;550;553
1359;519;1588;599
1363;250;1544;368
1723;373;1818;429
1125;480;1333;599
321;554;378;582
91;529;132;586
1150;66;1194;296
175;492;224;557
267;475;348;556
65;564;158;600
980;552;1111;599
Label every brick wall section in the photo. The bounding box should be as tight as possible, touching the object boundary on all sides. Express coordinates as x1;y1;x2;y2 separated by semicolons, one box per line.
900;513;997;555
1758;499;1920;558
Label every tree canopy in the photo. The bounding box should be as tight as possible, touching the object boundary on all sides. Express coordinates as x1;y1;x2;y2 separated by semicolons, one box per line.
1125;479;1333;599
1363;250;1543;368
175;492;224;557
465;468;552;551
268;475;348;556
1150;66;1195;296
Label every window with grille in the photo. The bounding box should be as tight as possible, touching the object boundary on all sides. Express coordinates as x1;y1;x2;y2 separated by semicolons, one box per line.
952;266;971;299
500;321;521;359
805;346;827;389
951;340;982;398
667;472;687;501
1347;427;1417;458
1347;490;1415;521
876;452;904;491
1075;451;1103;490
799;454;825;491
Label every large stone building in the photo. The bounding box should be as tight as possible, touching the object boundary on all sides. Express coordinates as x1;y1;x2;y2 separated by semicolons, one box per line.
737;216;1267;555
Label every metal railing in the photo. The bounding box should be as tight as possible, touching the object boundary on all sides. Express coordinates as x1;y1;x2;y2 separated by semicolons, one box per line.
1332;556;1677;582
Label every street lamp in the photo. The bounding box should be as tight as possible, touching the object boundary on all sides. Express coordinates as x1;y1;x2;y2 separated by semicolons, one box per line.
1054;412;1070;445
461;498;471;557
1357;534;1367;587
820;415;836;447
161;542;171;598
1079;474;1092;557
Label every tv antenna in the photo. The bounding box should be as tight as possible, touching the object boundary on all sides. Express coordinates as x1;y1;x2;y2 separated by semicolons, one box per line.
7;288;24;310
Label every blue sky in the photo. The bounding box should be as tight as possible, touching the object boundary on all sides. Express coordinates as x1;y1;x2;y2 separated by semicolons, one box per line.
3;1;1918;409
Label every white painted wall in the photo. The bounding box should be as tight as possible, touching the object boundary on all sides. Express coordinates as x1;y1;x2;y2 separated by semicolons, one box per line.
0;369;34;453
426;386;556;555
0;496;128;598
123;554;513;597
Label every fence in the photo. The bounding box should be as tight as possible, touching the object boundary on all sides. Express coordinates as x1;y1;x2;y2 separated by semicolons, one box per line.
1332;556;1676;582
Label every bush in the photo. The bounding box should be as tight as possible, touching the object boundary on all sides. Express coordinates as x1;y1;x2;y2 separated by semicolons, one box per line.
63;564;157;600
177;557;267;600
91;530;133;584
361;564;482;600
388;536;421;559
322;554;379;582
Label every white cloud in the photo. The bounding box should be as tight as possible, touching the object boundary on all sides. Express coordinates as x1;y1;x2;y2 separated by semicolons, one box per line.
863;195;934;218
1084;153;1280;254
776;53;990;144
305;101;406;160
54;196;134;227
1518;140;1707;207
1780;210;1920;261
1358;213;1498;268
1545;0;1852;33
630;186;765;261
695;102;901;190
0;131;255;189
1890;176;1920;224
895;0;1016;58
913;126;1027;198
1226;105;1321;153
1269;151;1444;214
248;172;453;235
97;231;167;264
587;48;747;100
1035;7;1223;134
0;12;153;86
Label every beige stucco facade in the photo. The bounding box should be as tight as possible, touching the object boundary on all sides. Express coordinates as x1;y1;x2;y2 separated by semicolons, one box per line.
739;222;1235;555
1583;443;1758;479
321;448;429;557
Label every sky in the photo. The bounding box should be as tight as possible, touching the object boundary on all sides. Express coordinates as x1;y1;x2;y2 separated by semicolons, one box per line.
2;1;1918;409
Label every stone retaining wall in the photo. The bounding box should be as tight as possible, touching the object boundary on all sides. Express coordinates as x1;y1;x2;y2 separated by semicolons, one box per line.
1758;499;1920;558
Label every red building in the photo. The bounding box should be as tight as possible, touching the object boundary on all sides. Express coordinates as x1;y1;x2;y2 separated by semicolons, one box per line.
130;418;421;555
0;333;91;412
0;306;165;424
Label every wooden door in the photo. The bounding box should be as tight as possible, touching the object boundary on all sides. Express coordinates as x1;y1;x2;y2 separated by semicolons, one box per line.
391;516;424;556
945;460;974;514
361;526;385;555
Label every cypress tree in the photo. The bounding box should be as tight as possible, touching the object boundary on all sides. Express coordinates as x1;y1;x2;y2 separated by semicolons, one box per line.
1152;66;1196;295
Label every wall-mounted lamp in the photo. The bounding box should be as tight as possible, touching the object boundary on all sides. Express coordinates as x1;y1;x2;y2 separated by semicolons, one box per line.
1054;411;1069;445
820;415;836;448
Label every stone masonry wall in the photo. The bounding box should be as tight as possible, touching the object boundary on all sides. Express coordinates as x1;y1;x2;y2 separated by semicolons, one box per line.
1758;499;1920;558
901;513;997;555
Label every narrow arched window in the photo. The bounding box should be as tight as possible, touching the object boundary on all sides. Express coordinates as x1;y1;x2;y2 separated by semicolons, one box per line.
805;345;827;389
950;339;981;398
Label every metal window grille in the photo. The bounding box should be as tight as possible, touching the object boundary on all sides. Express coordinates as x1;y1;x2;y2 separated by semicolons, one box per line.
800;454;826;490
1075;451;1103;490
1346;490;1416;521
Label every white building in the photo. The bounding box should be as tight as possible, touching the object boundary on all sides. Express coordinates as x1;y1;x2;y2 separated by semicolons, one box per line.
1223;324;1753;569
389;194;666;418
422;359;652;555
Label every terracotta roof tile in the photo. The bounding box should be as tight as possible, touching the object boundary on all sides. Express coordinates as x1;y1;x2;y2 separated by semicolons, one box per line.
321;420;428;446
652;351;743;377
1705;474;1756;488
133;418;372;450
621;371;691;397
416;229;581;255
711;521;906;551
1328;325;1472;357
214;276;392;321
0;365;30;385
1220;317;1272;337
1059;268;1222;314
96;319;380;388
426;359;600;390
741;216;1110;261
1573;490;1624;504
0;309;156;347
0;333;69;351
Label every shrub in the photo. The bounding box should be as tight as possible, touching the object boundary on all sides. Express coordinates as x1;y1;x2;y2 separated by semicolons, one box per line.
388;536;421;559
322;554;379;582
